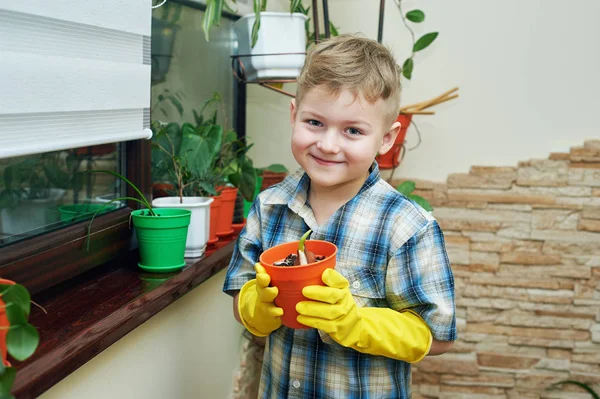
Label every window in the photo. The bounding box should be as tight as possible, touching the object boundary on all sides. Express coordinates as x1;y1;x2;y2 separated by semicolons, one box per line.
0;144;124;248
0;1;240;294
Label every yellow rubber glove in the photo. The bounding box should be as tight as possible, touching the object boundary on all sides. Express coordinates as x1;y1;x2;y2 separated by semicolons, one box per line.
296;269;432;363
238;264;284;337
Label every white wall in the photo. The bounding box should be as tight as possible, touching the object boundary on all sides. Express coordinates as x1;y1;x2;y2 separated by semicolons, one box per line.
40;270;244;399
246;0;600;181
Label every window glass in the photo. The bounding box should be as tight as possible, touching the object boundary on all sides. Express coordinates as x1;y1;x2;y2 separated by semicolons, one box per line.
0;144;123;247
151;1;236;131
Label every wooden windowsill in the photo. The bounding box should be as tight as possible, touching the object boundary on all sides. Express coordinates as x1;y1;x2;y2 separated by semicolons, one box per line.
12;241;236;399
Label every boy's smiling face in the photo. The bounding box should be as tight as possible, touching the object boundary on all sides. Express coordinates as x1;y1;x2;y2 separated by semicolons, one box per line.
290;85;400;195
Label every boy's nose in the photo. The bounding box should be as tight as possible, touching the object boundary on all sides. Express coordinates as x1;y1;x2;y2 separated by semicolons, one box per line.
316;130;340;154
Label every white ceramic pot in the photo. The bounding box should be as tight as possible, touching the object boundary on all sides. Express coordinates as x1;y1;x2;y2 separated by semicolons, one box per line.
151;196;214;258
233;12;308;81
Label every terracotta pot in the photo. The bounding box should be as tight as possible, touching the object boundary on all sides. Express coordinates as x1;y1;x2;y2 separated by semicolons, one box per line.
0;278;15;367
260;240;337;329
208;195;222;245
376;113;412;169
260;171;287;191
152;183;174;199
216;187;238;238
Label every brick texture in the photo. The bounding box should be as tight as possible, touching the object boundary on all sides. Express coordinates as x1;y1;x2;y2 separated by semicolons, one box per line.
393;141;600;397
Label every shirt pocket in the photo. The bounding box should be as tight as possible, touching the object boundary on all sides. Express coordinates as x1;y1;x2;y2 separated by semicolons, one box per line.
345;267;387;308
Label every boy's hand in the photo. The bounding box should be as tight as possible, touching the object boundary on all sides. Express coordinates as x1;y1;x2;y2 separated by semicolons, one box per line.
296;269;432;363
238;264;284;337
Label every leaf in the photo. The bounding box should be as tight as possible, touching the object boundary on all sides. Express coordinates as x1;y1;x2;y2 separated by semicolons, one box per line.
6;323;39;361
251;17;261;48
402;57;413;80
406;10;425;23
408;194;433;212
230;161;257;201
290;0;302;13
264;164;288;173
202;124;224;160
182;136;211;177
2;284;31;318
0;366;16;399
413;32;438;52
396;181;416;196
330;22;339;37
203;0;216;41
192;109;203;127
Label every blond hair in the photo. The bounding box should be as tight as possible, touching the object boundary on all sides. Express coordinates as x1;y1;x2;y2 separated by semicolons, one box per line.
296;34;401;126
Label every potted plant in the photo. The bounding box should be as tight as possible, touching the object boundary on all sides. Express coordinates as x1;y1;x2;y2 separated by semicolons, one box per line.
0;155;66;235
203;0;308;81
150;119;220;258
86;170;191;273
259;230;337;329
0;280;40;399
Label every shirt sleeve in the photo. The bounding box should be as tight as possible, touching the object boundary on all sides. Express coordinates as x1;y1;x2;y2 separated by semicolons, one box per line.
386;219;457;341
222;200;263;296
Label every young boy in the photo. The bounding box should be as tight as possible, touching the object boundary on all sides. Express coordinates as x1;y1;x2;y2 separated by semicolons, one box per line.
224;34;456;398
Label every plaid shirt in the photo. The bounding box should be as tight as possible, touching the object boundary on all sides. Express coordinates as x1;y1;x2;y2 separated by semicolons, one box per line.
223;164;456;399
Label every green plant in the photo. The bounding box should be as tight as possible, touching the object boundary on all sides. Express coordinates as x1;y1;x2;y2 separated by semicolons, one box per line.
0;156;54;209
549;380;599;398
0;283;40;399
395;181;432;212
203;0;336;48
151;92;260;202
152;120;224;201
83;169;158;250
395;0;438;80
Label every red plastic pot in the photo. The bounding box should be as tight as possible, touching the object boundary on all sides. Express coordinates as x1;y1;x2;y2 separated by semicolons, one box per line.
208;195;222;245
260;240;337;329
216;187;238;238
376;113;412;169
0;278;15;367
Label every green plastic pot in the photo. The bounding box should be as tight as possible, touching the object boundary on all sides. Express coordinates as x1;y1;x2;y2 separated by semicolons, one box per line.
243;176;264;218
59;203;117;223
132;208;191;273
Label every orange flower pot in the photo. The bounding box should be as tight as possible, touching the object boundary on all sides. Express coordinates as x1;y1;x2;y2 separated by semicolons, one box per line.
216;187;238;238
208;195;222;245
0;278;15;367
260;171;287;191
376;113;412;169
260;240;337;329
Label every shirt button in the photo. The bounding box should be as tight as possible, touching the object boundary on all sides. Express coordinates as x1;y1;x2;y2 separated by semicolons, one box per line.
292;380;301;389
352;281;360;289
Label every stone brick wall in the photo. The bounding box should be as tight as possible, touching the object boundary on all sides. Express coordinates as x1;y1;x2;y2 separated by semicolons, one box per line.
394;140;600;398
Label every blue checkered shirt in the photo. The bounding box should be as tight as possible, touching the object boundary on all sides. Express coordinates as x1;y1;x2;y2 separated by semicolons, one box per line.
223;164;456;399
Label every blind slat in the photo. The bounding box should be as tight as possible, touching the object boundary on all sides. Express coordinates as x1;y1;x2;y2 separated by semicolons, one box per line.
0;0;152;160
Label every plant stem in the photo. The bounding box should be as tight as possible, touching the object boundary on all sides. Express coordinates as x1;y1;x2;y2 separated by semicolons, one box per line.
395;0;416;79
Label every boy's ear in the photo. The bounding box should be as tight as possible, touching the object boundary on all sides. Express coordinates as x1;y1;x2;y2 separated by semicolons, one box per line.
378;120;401;155
290;99;297;128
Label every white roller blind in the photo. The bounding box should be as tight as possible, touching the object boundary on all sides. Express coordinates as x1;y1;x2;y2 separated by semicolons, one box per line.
0;0;152;159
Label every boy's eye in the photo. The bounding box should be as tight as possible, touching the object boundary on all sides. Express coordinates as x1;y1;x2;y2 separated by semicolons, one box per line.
307;119;323;127
346;127;362;136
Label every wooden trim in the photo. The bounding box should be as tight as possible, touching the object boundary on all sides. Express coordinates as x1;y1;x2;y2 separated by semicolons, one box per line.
12;241;236;399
